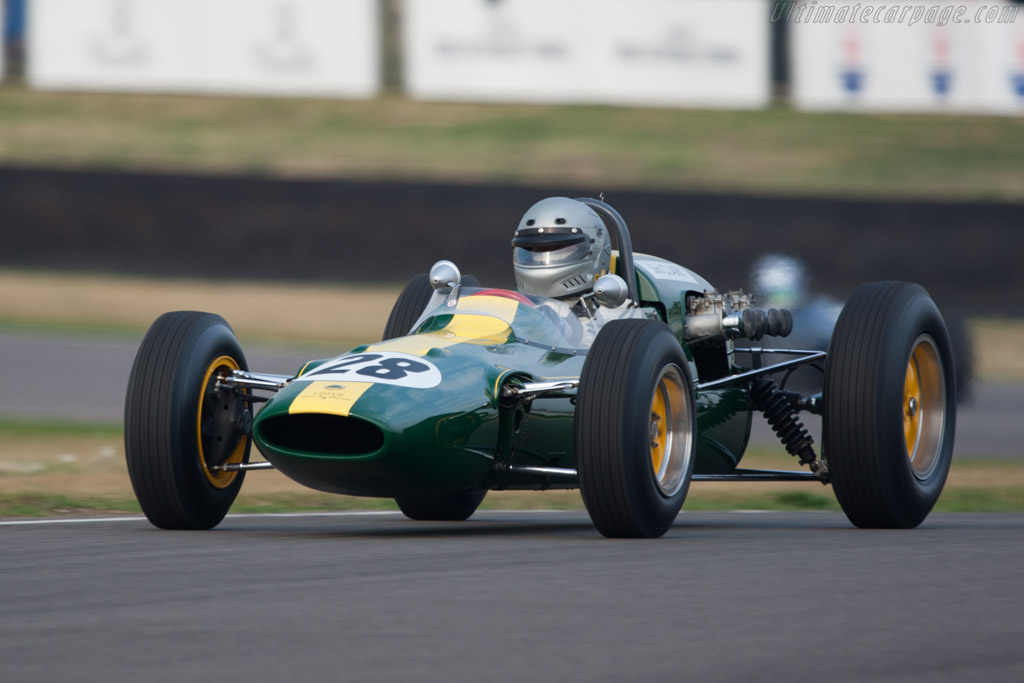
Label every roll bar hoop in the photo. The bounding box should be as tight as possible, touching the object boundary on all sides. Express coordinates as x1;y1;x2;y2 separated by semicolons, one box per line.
575;197;639;304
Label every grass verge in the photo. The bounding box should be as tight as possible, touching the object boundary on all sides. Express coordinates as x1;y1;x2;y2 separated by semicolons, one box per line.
2;423;1022;512
0;418;124;438
2;424;1021;518
5;485;1020;519
0;493;142;517
2;87;1024;202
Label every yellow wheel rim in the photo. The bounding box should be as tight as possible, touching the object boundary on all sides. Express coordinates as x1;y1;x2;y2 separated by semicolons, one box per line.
902;336;946;480
197;355;247;489
648;365;692;497
903;353;922;455
650;388;668;477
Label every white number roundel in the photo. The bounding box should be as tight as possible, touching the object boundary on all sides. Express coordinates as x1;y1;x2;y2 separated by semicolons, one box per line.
297;352;442;388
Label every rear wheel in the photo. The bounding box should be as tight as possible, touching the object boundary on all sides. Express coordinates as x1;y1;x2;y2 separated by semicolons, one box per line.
125;312;252;530
575;319;696;538
395;490;487;521
823;282;956;528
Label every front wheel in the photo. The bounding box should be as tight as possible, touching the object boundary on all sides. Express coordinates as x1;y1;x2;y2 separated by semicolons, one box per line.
125;312;252;530
575;319;696;538
823;282;956;529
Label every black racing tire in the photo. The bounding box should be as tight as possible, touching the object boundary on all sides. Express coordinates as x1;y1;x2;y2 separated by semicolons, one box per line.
382;274;433;340
395;490;487;521
575;319;696;538
382;273;481;340
125;312;252;530
823;282;956;529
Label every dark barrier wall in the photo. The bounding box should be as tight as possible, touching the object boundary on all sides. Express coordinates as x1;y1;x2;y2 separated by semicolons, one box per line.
1;166;1021;313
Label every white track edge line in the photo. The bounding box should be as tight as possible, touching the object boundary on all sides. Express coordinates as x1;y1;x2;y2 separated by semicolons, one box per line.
0;509;808;527
0;509;582;526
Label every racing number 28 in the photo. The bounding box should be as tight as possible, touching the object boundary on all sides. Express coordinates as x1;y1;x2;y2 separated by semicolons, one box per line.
307;354;431;381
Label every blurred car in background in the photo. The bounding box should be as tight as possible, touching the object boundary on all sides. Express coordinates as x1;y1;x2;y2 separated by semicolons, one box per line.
743;253;974;402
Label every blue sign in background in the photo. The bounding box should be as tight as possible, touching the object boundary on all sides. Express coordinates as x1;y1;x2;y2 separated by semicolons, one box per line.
4;0;26;42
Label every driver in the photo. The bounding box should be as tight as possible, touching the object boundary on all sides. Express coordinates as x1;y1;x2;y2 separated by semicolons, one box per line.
511;197;618;345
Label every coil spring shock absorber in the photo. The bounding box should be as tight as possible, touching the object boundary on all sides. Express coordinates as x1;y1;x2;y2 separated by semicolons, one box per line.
750;377;829;483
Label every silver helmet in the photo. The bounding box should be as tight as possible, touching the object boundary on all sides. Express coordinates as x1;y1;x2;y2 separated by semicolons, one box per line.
512;197;611;299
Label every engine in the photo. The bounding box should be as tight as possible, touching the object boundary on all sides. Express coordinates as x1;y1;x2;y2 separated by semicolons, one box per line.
683;290;793;343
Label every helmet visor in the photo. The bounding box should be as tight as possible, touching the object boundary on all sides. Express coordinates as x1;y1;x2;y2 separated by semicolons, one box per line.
514;241;591;267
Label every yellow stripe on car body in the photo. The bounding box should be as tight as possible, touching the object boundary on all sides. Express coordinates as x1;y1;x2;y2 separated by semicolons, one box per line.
369;295;520;356
289;381;373;417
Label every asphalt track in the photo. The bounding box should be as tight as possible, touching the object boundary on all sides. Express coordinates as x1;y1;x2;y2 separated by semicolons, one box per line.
1;510;1022;682
0;331;1019;457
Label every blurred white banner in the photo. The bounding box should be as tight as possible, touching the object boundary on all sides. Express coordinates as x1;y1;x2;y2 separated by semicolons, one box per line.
403;0;771;109
27;0;379;98
790;0;1024;115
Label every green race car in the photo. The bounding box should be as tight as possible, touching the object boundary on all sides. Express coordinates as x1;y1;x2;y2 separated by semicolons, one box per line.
125;198;957;537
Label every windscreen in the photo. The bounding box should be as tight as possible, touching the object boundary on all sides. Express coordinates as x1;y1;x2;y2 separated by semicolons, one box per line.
412;287;579;350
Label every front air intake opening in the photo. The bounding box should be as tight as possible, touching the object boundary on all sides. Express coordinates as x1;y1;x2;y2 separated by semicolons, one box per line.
258;414;385;456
